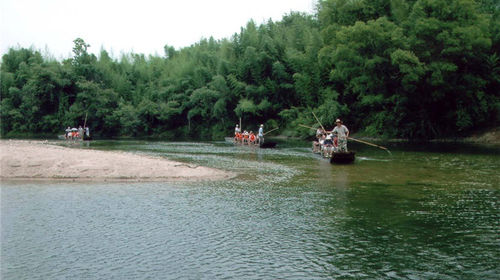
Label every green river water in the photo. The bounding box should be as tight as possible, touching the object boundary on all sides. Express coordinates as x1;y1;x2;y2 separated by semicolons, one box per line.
1;140;499;279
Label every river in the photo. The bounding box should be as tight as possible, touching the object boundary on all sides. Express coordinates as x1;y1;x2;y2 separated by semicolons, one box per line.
1;140;499;279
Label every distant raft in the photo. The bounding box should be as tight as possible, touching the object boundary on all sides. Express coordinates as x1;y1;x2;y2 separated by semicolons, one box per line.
329;151;356;164
225;137;277;149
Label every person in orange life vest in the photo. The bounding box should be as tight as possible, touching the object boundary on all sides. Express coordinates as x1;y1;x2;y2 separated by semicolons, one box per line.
243;130;249;144
249;131;256;145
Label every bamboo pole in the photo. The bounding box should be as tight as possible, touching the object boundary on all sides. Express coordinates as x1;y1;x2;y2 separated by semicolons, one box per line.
300;123;331;133
83;112;88;128
263;127;279;136
298;124;316;130
349;137;392;155
311;111;325;131
82;112;88;140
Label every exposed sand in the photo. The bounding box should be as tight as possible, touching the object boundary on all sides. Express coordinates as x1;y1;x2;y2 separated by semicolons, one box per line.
0;140;234;182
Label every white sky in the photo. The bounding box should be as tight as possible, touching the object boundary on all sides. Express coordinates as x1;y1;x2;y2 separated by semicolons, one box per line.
1;0;315;59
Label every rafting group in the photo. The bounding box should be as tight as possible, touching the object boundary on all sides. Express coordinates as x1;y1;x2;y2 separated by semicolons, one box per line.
301;112;391;163
233;124;264;145
227;123;278;148
300;113;358;164
63;125;91;141
312;118;350;158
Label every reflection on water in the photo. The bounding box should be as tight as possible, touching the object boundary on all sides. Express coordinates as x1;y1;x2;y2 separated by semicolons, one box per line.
2;140;499;279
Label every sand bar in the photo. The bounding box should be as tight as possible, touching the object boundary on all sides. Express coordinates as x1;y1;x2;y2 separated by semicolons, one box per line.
0;140;234;182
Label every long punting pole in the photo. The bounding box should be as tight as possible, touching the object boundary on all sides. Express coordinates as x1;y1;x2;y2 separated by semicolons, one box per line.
299;124;316;130
311;111;326;131
83;112;88;128
348;137;392;155
263;127;279;136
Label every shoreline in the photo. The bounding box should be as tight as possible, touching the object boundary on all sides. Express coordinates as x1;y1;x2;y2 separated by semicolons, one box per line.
0;140;235;183
277;127;500;146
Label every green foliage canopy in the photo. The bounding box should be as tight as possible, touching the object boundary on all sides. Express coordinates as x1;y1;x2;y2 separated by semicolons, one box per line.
1;1;498;139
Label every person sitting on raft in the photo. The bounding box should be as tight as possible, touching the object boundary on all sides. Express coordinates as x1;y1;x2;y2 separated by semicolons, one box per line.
65;127;71;139
236;132;243;143
313;130;323;153
243;130;249;144
316;127;324;138
323;133;335;157
317;133;326;154
249;131;256;145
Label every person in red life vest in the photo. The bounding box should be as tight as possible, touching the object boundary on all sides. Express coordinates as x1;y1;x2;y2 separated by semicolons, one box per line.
234;124;240;139
243;130;249;145
249;131;256;145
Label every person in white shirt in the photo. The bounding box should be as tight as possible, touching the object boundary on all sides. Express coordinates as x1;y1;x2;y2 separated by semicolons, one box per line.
258;124;264;145
332;119;349;152
78;125;84;140
323;133;334;157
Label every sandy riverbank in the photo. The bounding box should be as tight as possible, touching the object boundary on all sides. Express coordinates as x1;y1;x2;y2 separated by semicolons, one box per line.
0;140;234;182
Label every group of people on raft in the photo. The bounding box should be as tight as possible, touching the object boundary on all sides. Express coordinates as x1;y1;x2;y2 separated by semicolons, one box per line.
313;119;349;158
233;124;265;145
64;125;90;140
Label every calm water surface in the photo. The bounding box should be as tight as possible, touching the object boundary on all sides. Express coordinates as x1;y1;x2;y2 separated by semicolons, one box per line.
2;140;499;279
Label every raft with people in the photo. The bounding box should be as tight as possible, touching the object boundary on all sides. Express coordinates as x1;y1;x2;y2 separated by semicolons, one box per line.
311;133;356;164
307;117;356;164
303;114;391;164
224;137;276;148
59;126;92;141
226;124;278;148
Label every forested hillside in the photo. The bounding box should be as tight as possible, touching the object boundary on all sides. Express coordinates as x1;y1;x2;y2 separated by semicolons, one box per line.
1;0;499;139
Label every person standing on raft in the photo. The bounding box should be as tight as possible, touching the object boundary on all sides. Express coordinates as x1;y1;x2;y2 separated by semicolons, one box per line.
258;124;264;145
332;119;349;152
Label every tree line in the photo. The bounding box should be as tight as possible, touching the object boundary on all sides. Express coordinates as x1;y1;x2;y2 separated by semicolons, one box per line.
1;0;498;140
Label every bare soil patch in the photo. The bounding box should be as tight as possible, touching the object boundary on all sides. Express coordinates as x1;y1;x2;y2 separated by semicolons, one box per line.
0;140;234;182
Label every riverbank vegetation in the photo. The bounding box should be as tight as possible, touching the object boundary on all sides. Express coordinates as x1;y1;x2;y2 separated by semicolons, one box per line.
1;0;498;140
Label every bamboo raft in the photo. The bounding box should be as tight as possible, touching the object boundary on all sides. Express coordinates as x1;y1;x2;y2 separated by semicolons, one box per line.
224;137;277;148
58;134;92;141
329;151;356;164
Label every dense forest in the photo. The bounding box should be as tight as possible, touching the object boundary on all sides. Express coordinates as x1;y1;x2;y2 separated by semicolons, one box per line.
1;0;499;140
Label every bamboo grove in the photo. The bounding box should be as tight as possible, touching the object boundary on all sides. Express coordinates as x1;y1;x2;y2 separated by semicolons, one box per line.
1;0;499;139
